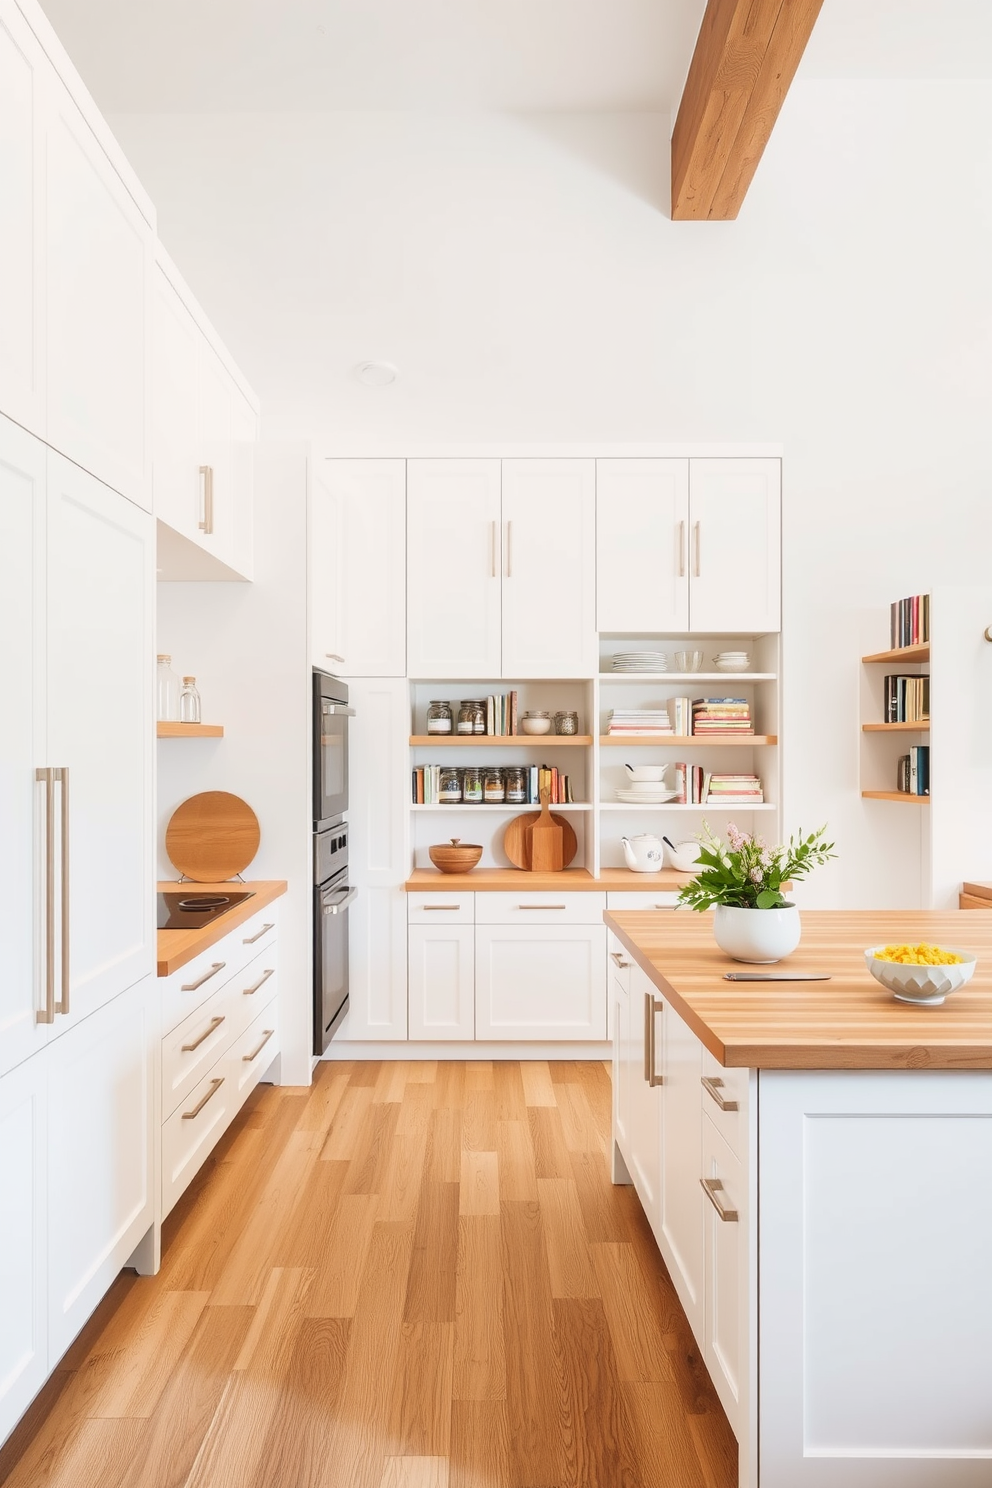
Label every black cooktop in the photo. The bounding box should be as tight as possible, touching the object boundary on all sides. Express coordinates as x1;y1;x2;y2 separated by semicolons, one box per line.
157;889;255;931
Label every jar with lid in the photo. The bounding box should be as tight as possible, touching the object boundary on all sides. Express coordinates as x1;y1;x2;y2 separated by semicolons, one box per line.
504;766;528;804
439;767;463;804
554;710;579;736
520;709;552;736
180;676;201;724
156;655;181;721
427;700;453;735
483;767;505;804
462;764;483;804
456;699;487;735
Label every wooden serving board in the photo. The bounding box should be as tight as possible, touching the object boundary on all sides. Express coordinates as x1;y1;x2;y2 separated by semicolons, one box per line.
503;808;578;871
165;791;261;882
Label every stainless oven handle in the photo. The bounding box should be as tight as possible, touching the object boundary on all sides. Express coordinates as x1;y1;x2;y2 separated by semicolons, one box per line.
323;887;358;915
322;704;356;717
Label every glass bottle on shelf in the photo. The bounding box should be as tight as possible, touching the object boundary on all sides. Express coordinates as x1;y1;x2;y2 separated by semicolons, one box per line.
427;700;453;735
156;654;181;721
179;676;202;724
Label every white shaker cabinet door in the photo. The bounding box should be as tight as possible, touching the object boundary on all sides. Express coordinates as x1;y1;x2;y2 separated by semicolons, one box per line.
196;338;237;570
501;459;596;678
625;964;662;1233
409;924;475;1040
0;418;48;1076
658;998;704;1341
701;1112;745;1435
407;459;500;678
151;263;200;541
475;924;606;1041
0;3;46;435
0;1054;48;1447
45;80;151;511
313;460;406;677
688;458;781;634
46;452;154;1028
597;459;690;634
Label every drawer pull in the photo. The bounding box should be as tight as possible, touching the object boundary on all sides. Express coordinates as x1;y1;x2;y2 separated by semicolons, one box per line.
243;967;275;996
422;905;462;912
182;1077;224;1120
644;993;663;1087
701;1075;738;1112
181;961;226;992
700;1176;738;1223
243;923;275;945
518;904;566;911
242;1028;275;1063
181;1014;225;1052
610;950;631;969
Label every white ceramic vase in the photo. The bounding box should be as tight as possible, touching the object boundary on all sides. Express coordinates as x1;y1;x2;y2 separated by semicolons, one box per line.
713;904;801;964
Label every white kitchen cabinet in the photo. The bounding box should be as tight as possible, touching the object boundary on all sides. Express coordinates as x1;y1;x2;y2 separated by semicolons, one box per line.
45;77;151;511
0;1054;47;1447
625;963;662;1228
688;459;780;633
501;459;596;678
596;459;690;633
151;261;200;539
0;2;46;435
406;459;502;678
701;1111;745;1434
475;923;606;1041
46;449;154;1029
658;996;705;1340
312;460;406;677
409;923;475;1040
609;934;633;1169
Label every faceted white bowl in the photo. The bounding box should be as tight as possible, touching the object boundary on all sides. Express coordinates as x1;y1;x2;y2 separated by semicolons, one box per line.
864;947;976;1006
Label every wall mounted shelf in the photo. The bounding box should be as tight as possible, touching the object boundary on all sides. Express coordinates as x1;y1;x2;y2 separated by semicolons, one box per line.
861;644;930;665
156;722;224;738
861;791;929;804
862;722;929;733
409;734;592;747
601;734;776;747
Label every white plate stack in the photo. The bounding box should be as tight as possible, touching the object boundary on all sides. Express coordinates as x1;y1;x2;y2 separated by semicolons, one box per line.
615;785;678;804
713;651;750;672
611;651;667;672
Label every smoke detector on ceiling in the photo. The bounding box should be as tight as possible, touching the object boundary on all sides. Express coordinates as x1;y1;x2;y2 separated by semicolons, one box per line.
354;361;398;388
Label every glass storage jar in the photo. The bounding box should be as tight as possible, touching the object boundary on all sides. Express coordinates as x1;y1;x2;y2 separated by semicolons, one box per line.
439;767;463;804
180;676;201;724
483;767;505;804
156;654;181;722
504;766;528;804
427;700;453;735
554;710;579;735
462;764;483;804
456;700;482;735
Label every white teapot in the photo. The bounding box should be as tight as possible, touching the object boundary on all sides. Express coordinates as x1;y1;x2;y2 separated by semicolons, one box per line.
621;833;664;873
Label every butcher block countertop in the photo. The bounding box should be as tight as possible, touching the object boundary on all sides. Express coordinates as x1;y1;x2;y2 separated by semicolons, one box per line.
605;908;992;1071
406;867;695;892
157;880;287;976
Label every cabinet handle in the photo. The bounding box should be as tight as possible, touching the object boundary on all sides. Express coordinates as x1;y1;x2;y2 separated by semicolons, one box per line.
243;967;275;995
644;992;663;1087
701;1074;739;1112
678;519;686;578
700;1176;738;1223
324;653;346;664
182;1014;225;1052
57;767;70;1015
182;961;226;992
610;951;630;968
198;465;214;534
693;520;701;578
518;904;566;910
423;904;463;911
505;520;512;578
243;923;274;945
36;768;56;1024
181;1077;224;1120
242;1028;275;1063
491;520;497;579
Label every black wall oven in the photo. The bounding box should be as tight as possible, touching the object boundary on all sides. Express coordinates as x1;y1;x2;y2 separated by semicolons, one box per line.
314;821;355;1053
313;670;353;830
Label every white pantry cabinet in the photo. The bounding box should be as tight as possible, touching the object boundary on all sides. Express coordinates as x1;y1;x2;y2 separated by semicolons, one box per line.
312;460;406;676
688;459;780;633
0;1;46;435
597;459;690;633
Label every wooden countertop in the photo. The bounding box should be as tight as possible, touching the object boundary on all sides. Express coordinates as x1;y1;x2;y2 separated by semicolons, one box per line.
605;908;992;1071
157;880;287;976
406;867;696;892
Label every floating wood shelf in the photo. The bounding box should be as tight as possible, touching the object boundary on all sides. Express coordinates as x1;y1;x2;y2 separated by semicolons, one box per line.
156;722;224;738
409;735;592;747
600;735;777;747
411;802;593;812
861;791;930;804
861;644;930;665
862;722;929;733
598;672;777;682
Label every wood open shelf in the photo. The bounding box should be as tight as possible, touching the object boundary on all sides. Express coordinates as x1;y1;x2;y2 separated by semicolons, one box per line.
601;734;777;747
861;643;929;665
156;722;224;738
862;721;929;733
409;735;592;747
411;802;593;812
861;791;930;804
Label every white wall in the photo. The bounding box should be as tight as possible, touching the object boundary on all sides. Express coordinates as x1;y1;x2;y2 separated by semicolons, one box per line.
117;84;992;907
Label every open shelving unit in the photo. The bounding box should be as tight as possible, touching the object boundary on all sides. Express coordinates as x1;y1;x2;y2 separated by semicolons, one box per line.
860;635;929;806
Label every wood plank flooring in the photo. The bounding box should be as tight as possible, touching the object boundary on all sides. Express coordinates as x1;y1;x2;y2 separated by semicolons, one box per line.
0;1060;736;1488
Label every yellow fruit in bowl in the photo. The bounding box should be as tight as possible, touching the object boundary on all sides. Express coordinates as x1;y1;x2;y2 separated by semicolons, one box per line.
873;943;963;966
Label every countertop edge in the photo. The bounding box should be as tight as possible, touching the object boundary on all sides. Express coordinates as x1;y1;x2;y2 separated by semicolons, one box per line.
406;868;695;892
157;880;288;976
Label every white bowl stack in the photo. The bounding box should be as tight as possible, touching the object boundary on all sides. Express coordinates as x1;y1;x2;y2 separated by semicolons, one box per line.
713;650;750;672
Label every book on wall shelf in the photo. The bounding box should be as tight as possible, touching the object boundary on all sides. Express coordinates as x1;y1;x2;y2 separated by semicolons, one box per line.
691;697;754;735
890;594;929;650
607;708;673;736
897;746;930;797
673;764;764;806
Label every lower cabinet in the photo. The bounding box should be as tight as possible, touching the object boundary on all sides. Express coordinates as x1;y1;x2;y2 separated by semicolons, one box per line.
0;1053;47;1445
659;993;705;1340
409;923;475;1040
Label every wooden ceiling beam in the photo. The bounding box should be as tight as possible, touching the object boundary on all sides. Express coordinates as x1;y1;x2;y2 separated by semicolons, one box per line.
671;0;824;221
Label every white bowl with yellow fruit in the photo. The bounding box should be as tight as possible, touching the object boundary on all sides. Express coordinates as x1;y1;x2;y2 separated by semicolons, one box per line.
864;942;977;1006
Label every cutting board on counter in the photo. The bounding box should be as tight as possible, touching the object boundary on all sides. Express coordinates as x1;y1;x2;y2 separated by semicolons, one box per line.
165;791;260;882
503;798;577;872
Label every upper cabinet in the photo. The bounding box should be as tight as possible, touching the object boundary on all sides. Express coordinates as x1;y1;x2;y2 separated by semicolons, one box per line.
407;458;597;679
596;456;781;636
312;459;406;677
0;3;45;435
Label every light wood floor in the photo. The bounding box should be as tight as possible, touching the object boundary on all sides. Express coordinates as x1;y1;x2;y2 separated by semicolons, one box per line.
0;1060;737;1488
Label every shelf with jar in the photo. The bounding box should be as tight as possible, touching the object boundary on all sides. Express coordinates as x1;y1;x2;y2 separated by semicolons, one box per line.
155;655;221;736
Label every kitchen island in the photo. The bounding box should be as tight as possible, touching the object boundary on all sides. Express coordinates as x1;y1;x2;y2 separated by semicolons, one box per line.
604;909;992;1488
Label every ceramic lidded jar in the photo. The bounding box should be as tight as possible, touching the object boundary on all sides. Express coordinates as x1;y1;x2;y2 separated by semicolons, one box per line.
621;834;664;872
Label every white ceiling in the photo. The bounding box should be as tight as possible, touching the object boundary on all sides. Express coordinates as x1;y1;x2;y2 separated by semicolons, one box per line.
38;0;992;116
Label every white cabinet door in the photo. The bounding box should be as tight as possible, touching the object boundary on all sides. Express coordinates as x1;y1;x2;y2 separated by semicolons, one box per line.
151;263;200;540
609;935;633;1159
688;459;781;633
0;1053;48;1446
0;3;46;435
196;338;236;568
313;460;406;677
625;964;662;1229
475;924;606;1041
45;80;150;510
501;459;596;678
407;459;501;678
659;997;704;1340
46;452;154;1027
597;459;690;633
0;418;48;1076
47;978;153;1363
409;924;475;1040
701;1111;744;1434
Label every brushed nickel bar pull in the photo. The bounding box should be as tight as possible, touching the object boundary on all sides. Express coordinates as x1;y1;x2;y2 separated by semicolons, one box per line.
181;961;226;992
423;905;462;912
505;521;512;577
57;767;69;1015
181;1077;224;1120
243;967;275;996
182;1015;225;1052
198;465;214;534
36;768;56;1024
243;923;274;945
701;1074;738;1112
610;950;630;968
700;1176;738;1223
324;653;345;664
518;904;566;910
491;520;497;578
678;520;685;578
242;1028;275;1063
693;521;701;578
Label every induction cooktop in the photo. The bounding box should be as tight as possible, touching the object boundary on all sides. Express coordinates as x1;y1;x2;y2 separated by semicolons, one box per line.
157;889;255;931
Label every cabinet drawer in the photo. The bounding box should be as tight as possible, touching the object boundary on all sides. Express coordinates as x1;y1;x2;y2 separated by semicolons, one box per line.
236;908;279;956
700;1047;748;1159
162;983;238;1120
606;891;681;911
159;906;278;1033
475;892;606;925
229;948;279;1017
407;892;474;923
608;932;633;994
162;1061;237;1218
225;1004;280;1105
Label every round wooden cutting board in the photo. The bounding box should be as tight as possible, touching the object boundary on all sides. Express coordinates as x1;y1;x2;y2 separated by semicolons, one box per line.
503;808;578;871
165;791;261;882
